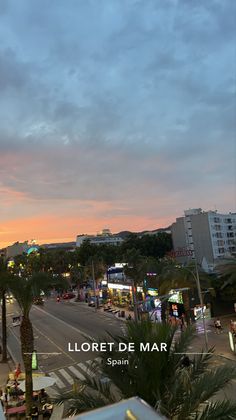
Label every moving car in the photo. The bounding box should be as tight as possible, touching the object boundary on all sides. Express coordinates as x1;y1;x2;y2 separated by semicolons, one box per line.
63;292;76;300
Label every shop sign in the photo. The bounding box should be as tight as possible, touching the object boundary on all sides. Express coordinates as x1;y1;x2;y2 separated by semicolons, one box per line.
167;248;194;258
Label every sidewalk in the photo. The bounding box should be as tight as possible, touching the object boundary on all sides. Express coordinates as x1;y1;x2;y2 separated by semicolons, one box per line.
0;362;10;390
77;301;134;322
0;345;15;390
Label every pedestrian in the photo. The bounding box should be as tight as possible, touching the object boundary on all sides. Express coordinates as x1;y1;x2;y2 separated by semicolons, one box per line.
230;320;236;336
214;318;222;334
14;363;21;380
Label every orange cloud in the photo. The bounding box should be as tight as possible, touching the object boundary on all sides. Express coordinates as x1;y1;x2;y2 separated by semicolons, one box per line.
0;212;172;248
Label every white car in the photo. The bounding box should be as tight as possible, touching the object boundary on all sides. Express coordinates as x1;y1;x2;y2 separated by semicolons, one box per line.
12;316;21;327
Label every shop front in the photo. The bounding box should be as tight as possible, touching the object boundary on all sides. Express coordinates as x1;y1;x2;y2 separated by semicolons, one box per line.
193;304;211;321
104;282;132;308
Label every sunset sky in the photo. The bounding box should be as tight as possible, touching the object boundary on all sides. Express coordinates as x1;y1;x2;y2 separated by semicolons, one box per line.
0;0;235;248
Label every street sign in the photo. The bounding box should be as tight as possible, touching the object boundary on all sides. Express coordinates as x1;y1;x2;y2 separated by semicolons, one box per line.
167;249;194;258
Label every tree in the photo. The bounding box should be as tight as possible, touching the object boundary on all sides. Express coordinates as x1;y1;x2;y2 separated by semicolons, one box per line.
9;272;66;416
216;258;236;297
54;321;236;419
120;232;172;259
123;249;147;321
158;261;211;324
0;258;13;362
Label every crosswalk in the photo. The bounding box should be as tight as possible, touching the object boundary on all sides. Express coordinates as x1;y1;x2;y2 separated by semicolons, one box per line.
48;358;103;390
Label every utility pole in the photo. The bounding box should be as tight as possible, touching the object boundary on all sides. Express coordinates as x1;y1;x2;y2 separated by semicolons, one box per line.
131;280;139;322
91;260;97;312
194;257;208;350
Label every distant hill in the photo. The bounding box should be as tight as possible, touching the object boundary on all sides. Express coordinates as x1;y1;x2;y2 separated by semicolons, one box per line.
117;227;171;239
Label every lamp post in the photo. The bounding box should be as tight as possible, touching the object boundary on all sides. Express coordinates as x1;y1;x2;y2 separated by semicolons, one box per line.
182;264;208;350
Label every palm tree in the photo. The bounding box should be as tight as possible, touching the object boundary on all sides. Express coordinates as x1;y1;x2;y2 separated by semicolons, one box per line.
8;272;64;416
54;321;236;419
216;258;236;289
0;257;13;362
158;261;211;324
123;249;147;321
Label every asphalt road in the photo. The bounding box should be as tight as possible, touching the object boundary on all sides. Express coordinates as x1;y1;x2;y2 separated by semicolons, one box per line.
4;298;125;393
3;300;236;401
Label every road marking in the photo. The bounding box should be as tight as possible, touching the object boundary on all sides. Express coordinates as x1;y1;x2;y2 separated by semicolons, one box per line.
77;362;95;377
59;369;74;385
49;372;65;389
8;327;21;344
33;324;75;362
68;366;86;381
32;305;94;341
24;352;62;355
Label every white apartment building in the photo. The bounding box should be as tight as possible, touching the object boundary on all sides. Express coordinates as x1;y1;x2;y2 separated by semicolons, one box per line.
76;228;123;247
171;209;236;271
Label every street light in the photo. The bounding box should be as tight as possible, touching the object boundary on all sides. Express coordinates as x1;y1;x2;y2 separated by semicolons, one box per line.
181;263;208;350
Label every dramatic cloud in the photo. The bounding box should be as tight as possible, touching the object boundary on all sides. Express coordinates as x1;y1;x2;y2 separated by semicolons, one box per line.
0;0;235;246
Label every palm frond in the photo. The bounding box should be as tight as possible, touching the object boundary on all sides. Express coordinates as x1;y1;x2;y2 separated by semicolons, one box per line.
195;399;236;420
52;374;120;417
177;365;236;416
189;347;214;381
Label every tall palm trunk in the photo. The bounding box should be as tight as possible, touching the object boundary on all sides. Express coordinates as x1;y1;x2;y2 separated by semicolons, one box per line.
161;298;168;323
182;290;190;325
20;315;34;416
1;290;7;362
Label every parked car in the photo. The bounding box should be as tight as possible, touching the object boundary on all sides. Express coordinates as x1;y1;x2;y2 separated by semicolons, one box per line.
88;297;103;307
12;316;21;327
63;292;76;300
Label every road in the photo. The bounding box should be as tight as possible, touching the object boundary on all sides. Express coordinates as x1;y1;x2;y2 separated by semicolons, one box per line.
2;300;236;401
4;298;125;394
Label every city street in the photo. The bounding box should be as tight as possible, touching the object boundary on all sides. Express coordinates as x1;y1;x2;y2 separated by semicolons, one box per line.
4;299;125;394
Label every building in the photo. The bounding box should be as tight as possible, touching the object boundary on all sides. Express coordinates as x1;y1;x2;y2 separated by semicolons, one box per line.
76;229;124;247
5;241;31;259
171;209;236;271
